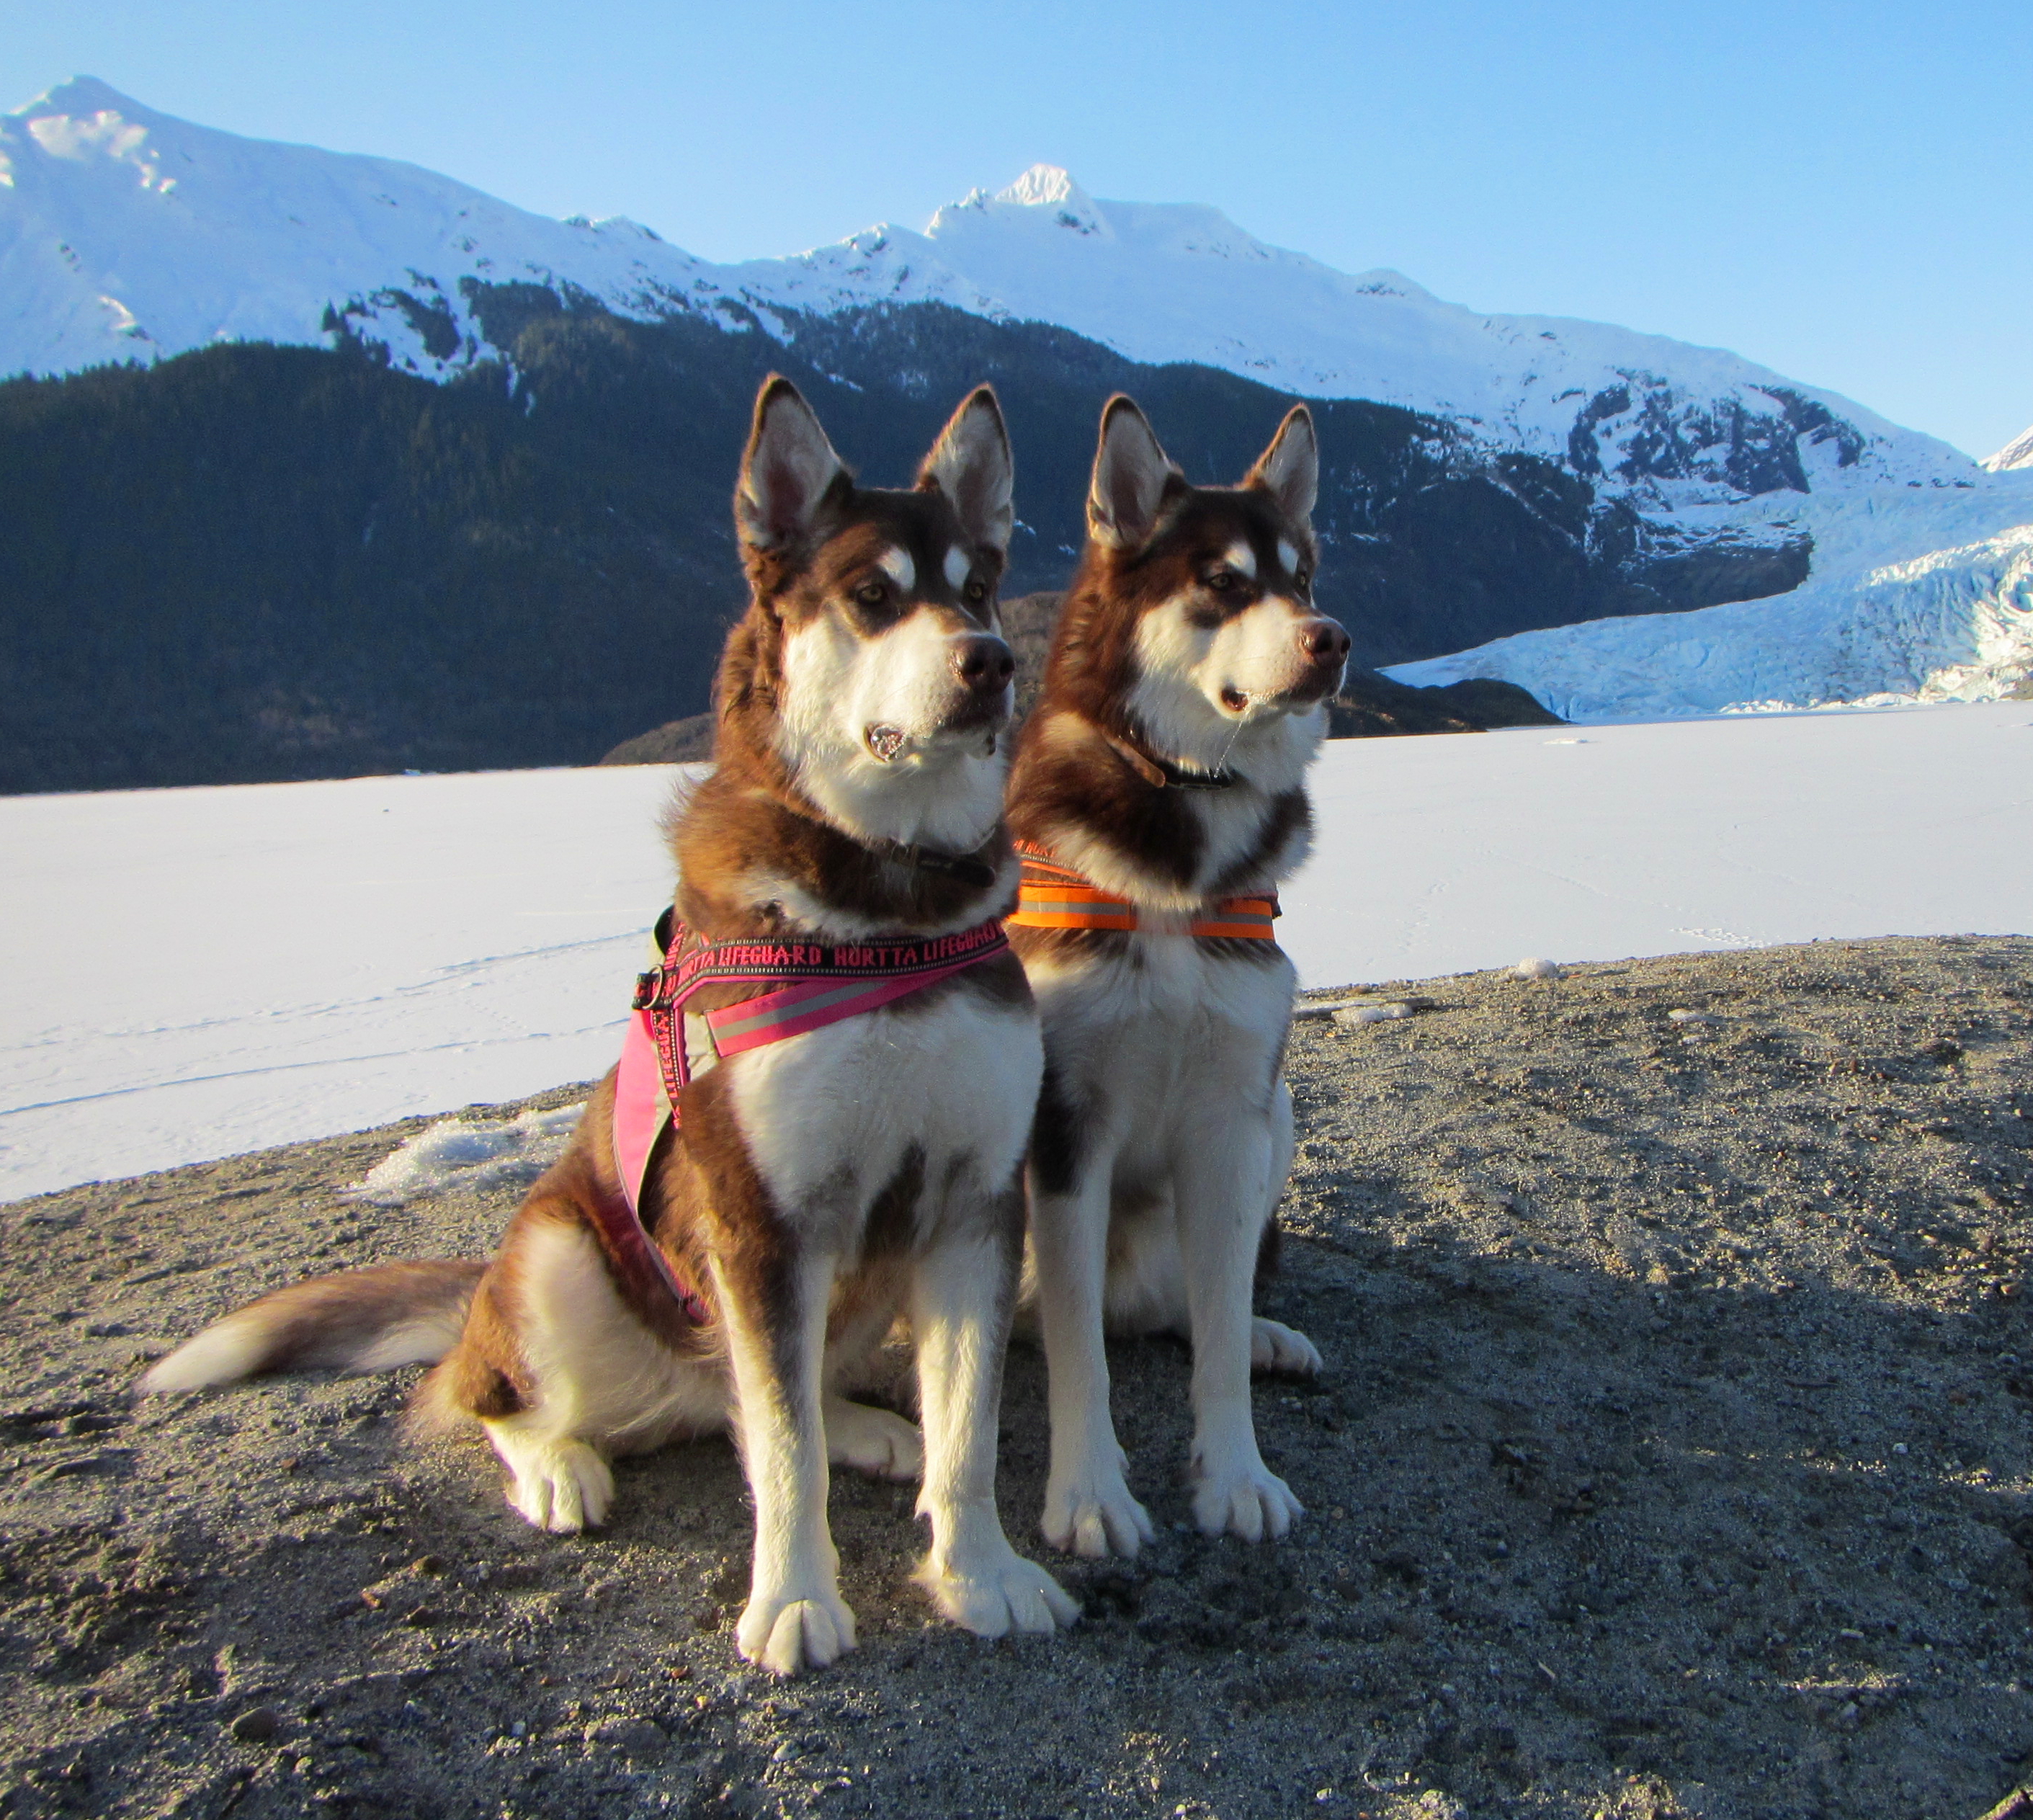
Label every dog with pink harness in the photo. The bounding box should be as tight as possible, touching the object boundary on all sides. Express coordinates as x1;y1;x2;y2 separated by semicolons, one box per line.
143;375;1078;1678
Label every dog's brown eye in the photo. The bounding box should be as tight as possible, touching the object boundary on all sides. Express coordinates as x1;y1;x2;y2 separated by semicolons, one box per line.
1295;568;1311;592
962;579;988;605
854;581;888;607
1207;568;1238;592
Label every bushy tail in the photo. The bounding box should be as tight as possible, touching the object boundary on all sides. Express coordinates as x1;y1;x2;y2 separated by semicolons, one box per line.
139;1260;486;1393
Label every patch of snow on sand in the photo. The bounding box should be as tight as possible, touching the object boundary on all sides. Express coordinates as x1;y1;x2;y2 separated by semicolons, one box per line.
4;708;2031;1200
348;1100;584;1205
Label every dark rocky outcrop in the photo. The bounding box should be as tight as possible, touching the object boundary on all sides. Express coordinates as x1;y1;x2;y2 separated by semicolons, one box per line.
1001;591;1067;724
1326;672;1563;736
1567;374;1863;495
601;713;717;765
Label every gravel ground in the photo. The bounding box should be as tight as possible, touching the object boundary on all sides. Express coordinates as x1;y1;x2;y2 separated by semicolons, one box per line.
2;934;2030;1820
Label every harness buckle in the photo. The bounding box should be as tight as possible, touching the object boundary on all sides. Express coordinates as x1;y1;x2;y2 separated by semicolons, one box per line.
631;969;666;1012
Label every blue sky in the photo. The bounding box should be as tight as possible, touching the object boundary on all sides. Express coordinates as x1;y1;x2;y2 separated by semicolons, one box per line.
6;0;2028;458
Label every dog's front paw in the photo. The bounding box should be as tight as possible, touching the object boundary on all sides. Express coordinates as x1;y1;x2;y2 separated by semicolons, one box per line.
1192;1460;1303;1543
1042;1463;1154;1560
825;1399;924;1481
1251;1316;1322;1377
916;1540;1081;1638
737;1591;857;1677
502;1438;613;1534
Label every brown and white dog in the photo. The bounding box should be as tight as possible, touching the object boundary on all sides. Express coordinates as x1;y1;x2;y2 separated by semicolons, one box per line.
1006;395;1349;1558
143;375;1077;1675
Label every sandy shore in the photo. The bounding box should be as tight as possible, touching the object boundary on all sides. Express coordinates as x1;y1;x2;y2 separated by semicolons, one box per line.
2;934;2029;1820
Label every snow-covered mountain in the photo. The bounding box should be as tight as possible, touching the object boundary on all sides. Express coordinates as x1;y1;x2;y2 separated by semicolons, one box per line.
7;73;2032;721
2;76;723;379
1;76;1969;499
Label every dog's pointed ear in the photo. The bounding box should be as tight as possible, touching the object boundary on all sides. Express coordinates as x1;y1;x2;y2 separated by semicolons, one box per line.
1246;405;1318;528
919;385;1014;558
1089;395;1182;550
736;375;849;551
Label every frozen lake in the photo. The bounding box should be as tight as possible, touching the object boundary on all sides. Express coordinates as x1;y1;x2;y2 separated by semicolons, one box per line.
4;702;2029;1200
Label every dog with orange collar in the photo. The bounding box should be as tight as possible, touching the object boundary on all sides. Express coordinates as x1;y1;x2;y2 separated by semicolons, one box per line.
1006;394;1350;1560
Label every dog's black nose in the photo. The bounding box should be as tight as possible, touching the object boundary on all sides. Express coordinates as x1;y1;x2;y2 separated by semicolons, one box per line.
952;635;1016;691
1299;617;1351;664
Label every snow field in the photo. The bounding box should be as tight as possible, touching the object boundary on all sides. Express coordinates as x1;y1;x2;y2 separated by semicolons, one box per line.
4;703;2031;1202
347;1101;585;1207
1277;703;2033;994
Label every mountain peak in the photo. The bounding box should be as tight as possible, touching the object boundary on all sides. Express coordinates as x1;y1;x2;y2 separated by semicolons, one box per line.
994;164;1086;210
926;164;1108;241
1983;423;2033;472
0;76;1971;504
6;76;178;196
10;76;149;120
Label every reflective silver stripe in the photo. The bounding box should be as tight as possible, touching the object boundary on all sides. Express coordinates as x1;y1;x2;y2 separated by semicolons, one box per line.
683;1012;718;1079
709;976;880;1041
1017;897;1136;919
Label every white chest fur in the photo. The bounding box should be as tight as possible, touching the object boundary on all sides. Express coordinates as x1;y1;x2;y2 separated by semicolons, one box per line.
725;988;1043;1242
1178;772;1312;899
1023;934;1295;1150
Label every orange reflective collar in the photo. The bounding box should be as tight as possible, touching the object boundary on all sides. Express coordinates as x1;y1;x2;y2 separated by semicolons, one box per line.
1008;844;1280;940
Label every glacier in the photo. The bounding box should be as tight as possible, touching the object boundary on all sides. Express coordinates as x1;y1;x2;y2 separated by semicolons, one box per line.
1388;471;2033;721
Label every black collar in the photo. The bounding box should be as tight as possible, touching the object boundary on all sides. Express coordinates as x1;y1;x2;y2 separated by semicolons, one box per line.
1104;728;1238;792
871;837;1001;889
773;788;1004;891
662;806;1002;954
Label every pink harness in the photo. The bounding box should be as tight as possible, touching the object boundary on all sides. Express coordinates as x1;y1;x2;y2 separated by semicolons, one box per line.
607;909;1011;1322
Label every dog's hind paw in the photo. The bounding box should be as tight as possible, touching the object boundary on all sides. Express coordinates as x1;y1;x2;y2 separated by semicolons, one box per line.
916;1540;1080;1638
738;1592;857;1677
501;1437;613;1534
824;1397;924;1481
1042;1463;1154;1560
1192;1459;1303;1543
1251;1316;1322;1377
